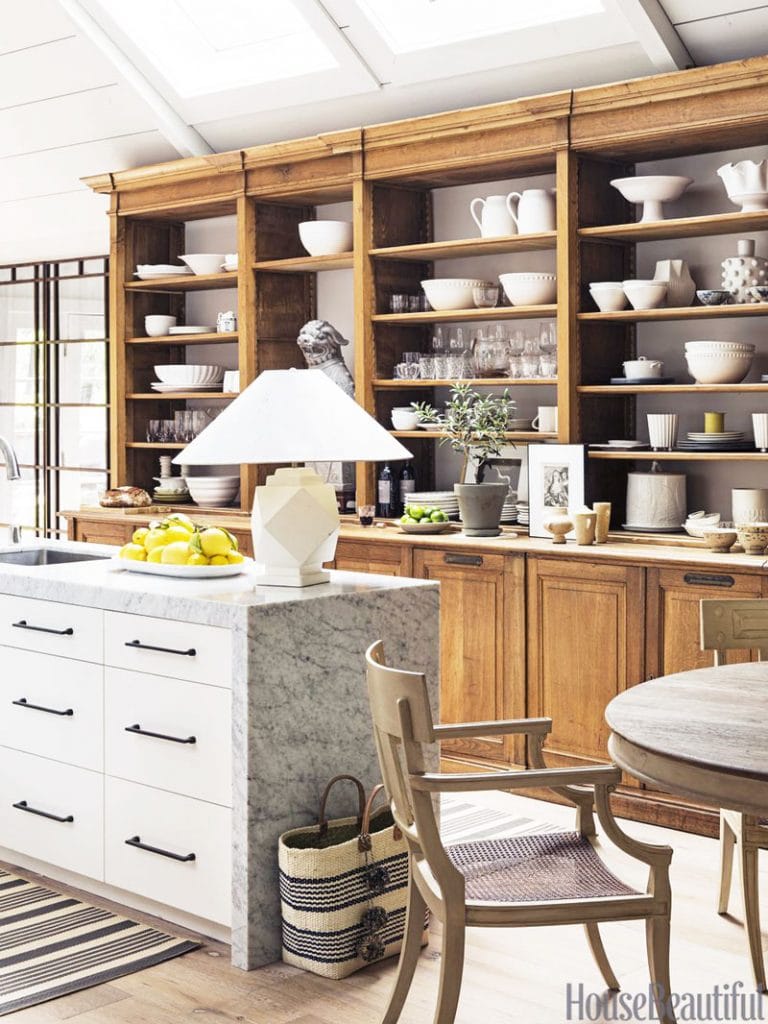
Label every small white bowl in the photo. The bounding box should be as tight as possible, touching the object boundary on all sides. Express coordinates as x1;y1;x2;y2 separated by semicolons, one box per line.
391;408;419;431
622;280;668;310
145;315;177;337
684;513;721;538
154;364;224;386
499;272;557;306
589;282;628;312
421;278;488;311
180;253;226;276
298;221;353;256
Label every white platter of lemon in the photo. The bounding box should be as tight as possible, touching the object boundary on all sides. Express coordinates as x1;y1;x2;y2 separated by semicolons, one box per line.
116;513;251;578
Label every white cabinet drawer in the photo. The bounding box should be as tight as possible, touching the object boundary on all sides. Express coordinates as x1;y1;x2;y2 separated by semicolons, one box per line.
0;649;102;770
105;668;231;806
105;778;231;926
104;611;231;687
0;747;103;880
0;595;102;663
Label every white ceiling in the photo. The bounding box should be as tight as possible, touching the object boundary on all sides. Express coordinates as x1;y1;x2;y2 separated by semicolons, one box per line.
0;0;766;261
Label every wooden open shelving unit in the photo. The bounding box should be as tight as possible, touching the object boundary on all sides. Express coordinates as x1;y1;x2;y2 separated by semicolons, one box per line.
85;55;768;520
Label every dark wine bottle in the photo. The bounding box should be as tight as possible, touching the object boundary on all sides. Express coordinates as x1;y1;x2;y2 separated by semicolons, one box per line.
377;463;396;518
399;464;415;514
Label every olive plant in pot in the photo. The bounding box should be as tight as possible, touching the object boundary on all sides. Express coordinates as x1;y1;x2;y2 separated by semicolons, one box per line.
412;384;516;537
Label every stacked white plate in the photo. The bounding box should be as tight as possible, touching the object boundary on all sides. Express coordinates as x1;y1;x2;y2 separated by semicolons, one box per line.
168;326;215;335
516;501;529;526
500;492;518;523
135;264;191;280
408;491;460;518
151;382;224;393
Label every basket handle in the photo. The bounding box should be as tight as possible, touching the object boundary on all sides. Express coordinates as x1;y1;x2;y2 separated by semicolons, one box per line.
318;774;366;837
358;783;402;851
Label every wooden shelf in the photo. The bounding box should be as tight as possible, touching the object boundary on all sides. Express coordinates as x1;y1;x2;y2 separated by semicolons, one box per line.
127;392;238;400
253;252;354;272
369;233;556;262
373;305;555;325
125;332;238;346
579;383;768;394
579;210;768;243
589;450;765;461
124;273;237;292
373;377;557;388
125;442;186;450
578;304;768;323
391;430;556;440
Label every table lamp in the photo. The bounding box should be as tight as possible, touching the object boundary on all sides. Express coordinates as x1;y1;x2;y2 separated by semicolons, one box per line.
173;368;412;587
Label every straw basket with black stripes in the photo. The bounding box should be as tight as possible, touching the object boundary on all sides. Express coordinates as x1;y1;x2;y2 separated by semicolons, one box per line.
278;775;428;979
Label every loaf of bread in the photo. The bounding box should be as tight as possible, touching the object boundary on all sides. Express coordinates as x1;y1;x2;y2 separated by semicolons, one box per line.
99;486;152;508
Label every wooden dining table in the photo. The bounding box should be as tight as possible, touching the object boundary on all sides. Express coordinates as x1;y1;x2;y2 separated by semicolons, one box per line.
605;662;768;817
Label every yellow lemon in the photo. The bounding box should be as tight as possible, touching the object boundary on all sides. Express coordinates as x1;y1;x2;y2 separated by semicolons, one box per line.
187;553;210;566
163;524;195;545
132;527;149;546
119;543;147;561
209;555;228;566
160;541;192;565
147;548;164;563
227;551;245;564
164;513;195;534
144;527;170;552
198;527;234;558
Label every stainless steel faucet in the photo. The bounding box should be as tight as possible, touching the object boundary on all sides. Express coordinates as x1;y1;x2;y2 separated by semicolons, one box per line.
0;435;21;544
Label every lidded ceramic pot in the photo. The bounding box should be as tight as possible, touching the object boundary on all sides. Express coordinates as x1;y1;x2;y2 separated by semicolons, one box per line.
626;462;686;529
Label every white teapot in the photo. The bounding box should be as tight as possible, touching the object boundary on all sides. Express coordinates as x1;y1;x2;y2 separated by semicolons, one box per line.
507;188;556;234
469;194;517;238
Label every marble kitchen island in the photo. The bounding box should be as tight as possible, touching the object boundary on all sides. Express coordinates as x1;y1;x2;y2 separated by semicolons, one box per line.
0;540;439;969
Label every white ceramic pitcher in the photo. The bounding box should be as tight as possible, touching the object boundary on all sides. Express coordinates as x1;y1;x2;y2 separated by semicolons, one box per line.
508;188;556;234
469;194;517;238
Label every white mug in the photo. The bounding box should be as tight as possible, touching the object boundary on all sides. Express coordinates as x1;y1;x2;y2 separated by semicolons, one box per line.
532;406;558;433
647;413;678;451
753;413;768;452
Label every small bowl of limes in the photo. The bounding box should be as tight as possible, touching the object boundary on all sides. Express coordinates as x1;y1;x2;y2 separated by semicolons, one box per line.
399;505;452;534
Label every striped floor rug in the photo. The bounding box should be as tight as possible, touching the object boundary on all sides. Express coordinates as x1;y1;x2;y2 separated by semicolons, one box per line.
0;868;199;1016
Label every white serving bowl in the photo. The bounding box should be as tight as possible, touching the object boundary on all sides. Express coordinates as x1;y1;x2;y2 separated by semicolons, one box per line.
180;253;226;276
185;475;240;506
499;272;557;306
685;340;755;352
622;279;667;310
145;315;177;337
685;352;754;384
717;160;768;212
298;220;353;256
421;278;489;311
684;512;721;538
154;364;224;386
391;408;419;431
589;282;627;312
610;175;693;221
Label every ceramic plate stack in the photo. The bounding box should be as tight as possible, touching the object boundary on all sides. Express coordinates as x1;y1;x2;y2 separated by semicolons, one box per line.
500;491;518;523
677;430;750;451
135;264;190;280
516;501;529;527
408;491;460;519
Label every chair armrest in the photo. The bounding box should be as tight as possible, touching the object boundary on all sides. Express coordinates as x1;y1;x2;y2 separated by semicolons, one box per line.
433;717;552;740
410;765;622;793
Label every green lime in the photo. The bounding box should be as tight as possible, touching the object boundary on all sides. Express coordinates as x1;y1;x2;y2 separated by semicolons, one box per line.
430;509;447;522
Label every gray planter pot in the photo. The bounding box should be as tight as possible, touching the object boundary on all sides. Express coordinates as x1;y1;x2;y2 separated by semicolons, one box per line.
454;482;508;537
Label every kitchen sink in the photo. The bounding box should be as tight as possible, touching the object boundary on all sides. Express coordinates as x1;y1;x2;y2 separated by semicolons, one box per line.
0;548;110;567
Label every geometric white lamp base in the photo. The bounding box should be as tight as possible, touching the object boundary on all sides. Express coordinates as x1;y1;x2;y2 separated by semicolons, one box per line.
250;466;340;587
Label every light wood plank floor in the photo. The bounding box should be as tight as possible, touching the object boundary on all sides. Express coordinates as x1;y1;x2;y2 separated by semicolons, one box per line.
9;793;768;1023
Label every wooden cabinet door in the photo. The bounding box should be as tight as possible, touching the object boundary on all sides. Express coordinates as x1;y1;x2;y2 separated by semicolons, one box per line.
527;556;645;768
412;549;525;766
332;539;412;576
646;566;767;678
72;519;133;547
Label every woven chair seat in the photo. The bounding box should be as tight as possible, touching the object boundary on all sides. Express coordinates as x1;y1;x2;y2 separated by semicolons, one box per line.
445;831;639;904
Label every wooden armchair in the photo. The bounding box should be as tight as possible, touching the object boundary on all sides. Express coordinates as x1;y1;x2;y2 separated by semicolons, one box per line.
365;640;675;1024
700;598;768;990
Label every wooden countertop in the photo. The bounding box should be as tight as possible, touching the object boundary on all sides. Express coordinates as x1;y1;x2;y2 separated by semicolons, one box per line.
61;507;768;574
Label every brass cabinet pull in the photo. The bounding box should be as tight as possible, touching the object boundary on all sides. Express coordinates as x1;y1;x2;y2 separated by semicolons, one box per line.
443;554;483;567
683;572;735;588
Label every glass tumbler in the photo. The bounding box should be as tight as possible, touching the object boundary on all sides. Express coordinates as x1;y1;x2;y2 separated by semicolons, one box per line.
539;353;558;378
389;294;410;313
147;419;161;442
419;356;435;379
472;284;500;308
433;355;449;379
521;354;541;378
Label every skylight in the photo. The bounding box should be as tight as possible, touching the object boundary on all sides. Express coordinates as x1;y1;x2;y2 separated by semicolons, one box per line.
94;0;338;97
355;0;604;53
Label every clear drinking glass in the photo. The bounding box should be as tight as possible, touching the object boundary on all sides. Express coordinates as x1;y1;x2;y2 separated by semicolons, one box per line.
508;329;525;356
521;354;541;378
403;351;421;364
433;355;449;379
419;355;435;379
408;296;422;313
539;353;558;377
539;322;557;353
472;284;499;308
389;294;410;313
147;419;161;442
160;419;176;443
447;354;464;378
508;354;522;379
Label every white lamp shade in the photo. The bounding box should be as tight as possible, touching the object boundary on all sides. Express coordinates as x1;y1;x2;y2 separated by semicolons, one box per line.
172;368;412;465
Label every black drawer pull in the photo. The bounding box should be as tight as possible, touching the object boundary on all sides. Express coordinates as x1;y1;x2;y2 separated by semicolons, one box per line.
125;723;196;745
683;572;735;588
13;619;73;636
13;800;73;824
13;698;73;717
125;835;196;863
125;640;196;657
443;554;483;567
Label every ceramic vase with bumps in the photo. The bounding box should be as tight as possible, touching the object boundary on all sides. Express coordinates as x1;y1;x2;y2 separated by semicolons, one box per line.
721;239;768;303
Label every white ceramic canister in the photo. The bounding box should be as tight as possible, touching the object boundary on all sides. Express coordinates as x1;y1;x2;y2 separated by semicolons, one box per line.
469;194;517;238
626;467;686;528
732;488;768;524
507;189;557;234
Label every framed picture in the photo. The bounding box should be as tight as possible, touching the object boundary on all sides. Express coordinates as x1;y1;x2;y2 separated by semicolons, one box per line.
462;444;528;501
527;444;585;538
